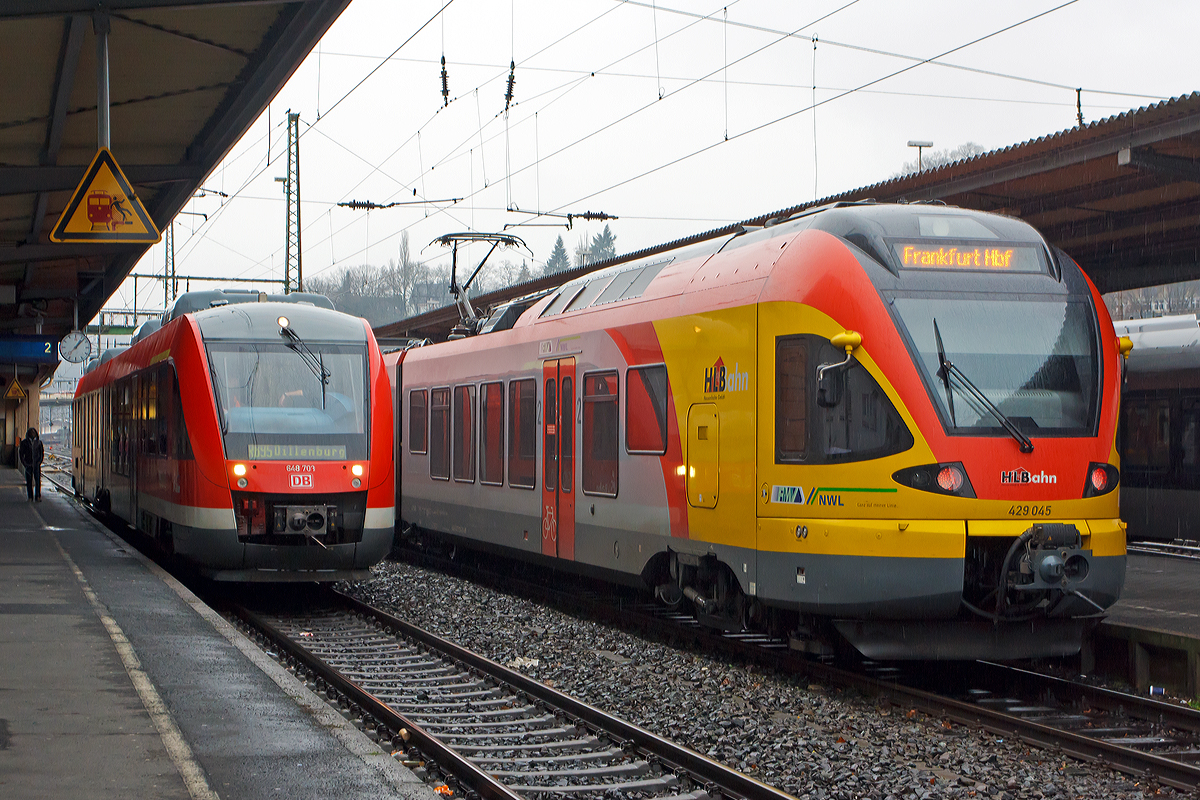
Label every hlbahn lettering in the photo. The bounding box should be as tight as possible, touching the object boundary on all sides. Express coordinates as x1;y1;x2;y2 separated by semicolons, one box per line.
1000;468;1057;484
703;357;748;394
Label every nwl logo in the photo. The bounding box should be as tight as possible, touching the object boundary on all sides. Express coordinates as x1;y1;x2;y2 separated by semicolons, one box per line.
290;474;313;489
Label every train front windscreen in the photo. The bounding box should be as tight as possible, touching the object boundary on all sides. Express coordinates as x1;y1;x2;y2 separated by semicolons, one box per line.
891;294;1100;437
206;342;369;460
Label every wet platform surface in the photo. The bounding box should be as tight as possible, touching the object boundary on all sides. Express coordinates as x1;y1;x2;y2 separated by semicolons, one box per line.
1106;553;1200;638
0;467;435;800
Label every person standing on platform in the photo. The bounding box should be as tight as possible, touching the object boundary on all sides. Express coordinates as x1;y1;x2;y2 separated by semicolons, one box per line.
19;427;43;502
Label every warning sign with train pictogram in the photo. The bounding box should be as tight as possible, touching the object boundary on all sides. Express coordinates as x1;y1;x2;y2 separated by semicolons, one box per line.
50;148;161;243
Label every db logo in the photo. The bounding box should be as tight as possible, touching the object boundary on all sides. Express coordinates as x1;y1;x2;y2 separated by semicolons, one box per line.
290;474;313;489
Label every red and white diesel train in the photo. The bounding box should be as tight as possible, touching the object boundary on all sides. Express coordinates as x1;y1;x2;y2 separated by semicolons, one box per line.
388;202;1127;660
73;290;394;581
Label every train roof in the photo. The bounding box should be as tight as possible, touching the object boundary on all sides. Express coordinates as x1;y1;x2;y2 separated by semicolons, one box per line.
164;289;335;324
194;300;368;343
1115;314;1200;373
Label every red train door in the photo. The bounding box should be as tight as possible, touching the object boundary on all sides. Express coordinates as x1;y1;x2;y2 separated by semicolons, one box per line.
541;358;575;560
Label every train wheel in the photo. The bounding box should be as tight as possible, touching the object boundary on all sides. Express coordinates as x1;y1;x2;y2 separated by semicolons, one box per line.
655;582;684;608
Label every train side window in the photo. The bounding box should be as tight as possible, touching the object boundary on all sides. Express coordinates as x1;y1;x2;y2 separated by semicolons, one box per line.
429;388;450;480
1181;400;1199;470
583;371;619;496
167;366;192;460
508;379;536;489
776;334;913;464
409;390;428;454
1123;398;1170;471
453;385;476;483
626;365;669;455
776;338;808;461
480;382;504;485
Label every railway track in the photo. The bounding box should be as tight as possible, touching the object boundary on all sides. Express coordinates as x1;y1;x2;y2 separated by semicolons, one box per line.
225;587;797;800
1128;540;1200;561
393;546;1200;793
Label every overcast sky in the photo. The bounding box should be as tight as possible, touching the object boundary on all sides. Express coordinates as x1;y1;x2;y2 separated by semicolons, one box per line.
109;0;1200;315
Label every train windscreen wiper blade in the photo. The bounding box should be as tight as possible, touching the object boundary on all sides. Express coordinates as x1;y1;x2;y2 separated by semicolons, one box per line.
932;318;1034;454
280;326;331;387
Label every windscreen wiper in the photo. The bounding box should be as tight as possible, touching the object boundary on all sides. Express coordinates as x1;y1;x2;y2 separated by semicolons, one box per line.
932;319;1034;454
280;325;330;387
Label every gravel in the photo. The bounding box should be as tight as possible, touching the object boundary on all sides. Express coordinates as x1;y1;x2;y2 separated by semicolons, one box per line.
347;560;1183;800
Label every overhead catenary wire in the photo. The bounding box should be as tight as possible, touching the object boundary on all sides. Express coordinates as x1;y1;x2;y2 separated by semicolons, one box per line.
544;0;1087;218
165;0;1151;300
170;1;458;271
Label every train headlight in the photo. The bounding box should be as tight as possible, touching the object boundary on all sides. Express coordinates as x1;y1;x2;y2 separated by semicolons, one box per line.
237;478;248;488
351;464;364;477
233;463;247;476
1082;462;1119;498
892;462;975;498
277;315;290;329
351;478;362;488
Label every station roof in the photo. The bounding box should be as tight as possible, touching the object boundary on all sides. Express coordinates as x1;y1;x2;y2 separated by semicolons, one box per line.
377;92;1200;343
0;0;350;344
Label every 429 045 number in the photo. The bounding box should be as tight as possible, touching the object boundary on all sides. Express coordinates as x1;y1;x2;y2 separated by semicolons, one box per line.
1008;504;1051;517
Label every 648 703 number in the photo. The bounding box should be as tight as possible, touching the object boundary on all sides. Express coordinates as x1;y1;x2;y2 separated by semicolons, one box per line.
1009;504;1051;517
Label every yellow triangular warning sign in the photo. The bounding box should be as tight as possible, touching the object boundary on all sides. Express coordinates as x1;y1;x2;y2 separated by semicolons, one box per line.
50;148;161;243
5;379;26;401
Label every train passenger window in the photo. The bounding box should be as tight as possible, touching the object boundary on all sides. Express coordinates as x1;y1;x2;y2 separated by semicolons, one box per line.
409;390;428;454
480;382;504;485
776;335;913;464
583;371;619;496
508;379;536;489
1181;401;1199;470
453;385;476;483
168;368;192;460
1122;398;1170;471
626;365;669;454
429;388;450;480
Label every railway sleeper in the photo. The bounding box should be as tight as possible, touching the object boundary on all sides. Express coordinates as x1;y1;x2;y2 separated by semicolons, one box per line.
468;747;627;766
509;775;681;794
487;760;653;780
450;736;602;754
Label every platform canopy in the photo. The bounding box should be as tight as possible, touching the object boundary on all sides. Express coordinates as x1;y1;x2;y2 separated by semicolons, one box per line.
0;0;351;344
377;93;1200;343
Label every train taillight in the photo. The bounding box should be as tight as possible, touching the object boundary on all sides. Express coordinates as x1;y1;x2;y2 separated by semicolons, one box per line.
936;465;964;493
1082;463;1119;498
892;462;976;498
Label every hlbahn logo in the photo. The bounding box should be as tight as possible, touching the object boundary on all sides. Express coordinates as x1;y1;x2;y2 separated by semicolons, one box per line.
704;357;748;394
1000;468;1057;485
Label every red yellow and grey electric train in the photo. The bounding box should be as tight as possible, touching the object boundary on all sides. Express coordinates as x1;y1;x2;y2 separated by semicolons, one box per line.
387;202;1127;660
72;290;394;581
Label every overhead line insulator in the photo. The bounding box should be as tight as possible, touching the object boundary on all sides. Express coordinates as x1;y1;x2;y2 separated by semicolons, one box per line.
440;54;450;107
504;60;516;111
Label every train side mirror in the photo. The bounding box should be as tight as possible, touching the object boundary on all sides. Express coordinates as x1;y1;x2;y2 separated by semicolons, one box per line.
817;368;844;407
816;330;862;407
